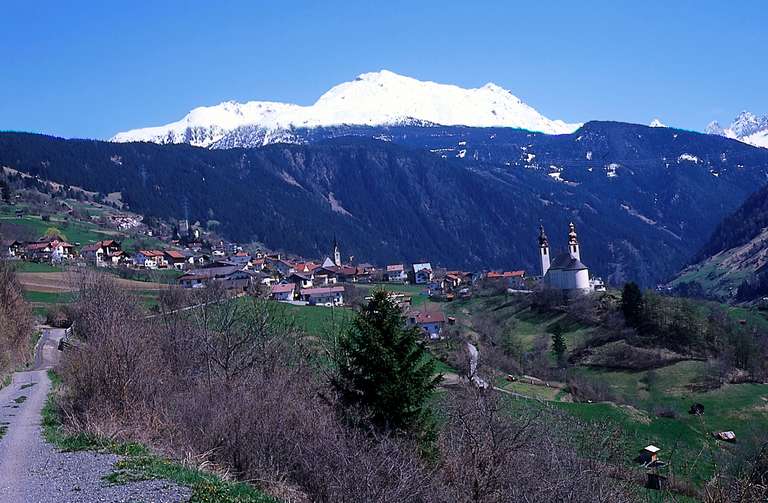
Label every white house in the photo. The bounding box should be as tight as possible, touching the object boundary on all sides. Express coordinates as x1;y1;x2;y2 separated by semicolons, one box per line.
386;264;407;283
270;283;296;301
539;223;591;293
412;262;433;284
133;250;166;269
83;240;123;267
300;286;345;306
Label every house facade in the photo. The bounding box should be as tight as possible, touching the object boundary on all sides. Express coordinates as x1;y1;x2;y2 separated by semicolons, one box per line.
409;311;446;339
134;250;166;269
300;286;345;306
385;264;407;283
270;283;296;301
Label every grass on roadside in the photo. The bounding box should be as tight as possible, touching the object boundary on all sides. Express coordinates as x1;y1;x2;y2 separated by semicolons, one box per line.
42;370;278;503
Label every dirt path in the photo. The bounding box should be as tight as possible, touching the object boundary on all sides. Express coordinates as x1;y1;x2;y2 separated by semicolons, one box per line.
0;328;189;502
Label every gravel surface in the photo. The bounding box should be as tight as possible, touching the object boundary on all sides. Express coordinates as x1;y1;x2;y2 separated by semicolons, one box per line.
0;328;191;503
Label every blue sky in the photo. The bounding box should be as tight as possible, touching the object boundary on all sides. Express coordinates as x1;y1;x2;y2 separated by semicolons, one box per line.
1;1;766;139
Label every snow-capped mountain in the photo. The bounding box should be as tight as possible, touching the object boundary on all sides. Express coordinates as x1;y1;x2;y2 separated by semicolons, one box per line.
706;111;768;148
648;118;666;128
111;70;581;148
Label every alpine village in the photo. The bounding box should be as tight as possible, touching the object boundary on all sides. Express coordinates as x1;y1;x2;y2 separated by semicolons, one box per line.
2;5;768;502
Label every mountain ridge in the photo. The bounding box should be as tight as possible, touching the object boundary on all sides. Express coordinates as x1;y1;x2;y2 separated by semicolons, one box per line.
6;121;768;287
111;70;580;147
706;111;768;149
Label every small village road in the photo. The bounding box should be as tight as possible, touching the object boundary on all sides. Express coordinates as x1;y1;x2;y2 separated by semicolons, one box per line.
0;328;190;502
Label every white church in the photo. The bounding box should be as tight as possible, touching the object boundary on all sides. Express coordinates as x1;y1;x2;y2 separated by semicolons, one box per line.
538;222;599;293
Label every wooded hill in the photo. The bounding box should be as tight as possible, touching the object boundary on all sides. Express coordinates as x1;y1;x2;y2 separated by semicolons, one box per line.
2;121;768;287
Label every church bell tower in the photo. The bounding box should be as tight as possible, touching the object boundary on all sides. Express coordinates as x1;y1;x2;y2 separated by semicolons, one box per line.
539;225;550;276
568;222;580;261
333;236;341;267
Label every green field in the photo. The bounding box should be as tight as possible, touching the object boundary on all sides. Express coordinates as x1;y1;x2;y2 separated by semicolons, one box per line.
445;294;596;352
12;262;63;273
0;212;114;245
277;302;355;338
446;292;768;489
22;290;74;304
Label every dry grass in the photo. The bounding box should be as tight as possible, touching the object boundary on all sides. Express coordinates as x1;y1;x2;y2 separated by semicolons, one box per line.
17;272;169;293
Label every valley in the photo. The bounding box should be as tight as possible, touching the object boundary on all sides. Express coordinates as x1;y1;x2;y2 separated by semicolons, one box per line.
2;12;768;499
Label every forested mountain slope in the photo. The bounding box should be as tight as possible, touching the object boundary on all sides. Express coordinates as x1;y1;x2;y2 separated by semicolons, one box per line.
2;122;768;287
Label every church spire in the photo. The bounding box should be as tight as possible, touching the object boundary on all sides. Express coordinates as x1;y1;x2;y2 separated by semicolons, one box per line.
539;224;550;277
333;234;341;266
538;225;549;247
568;222;580;260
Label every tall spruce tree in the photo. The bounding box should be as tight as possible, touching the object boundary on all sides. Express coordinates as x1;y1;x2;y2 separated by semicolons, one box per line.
551;325;567;367
621;282;644;327
332;289;440;438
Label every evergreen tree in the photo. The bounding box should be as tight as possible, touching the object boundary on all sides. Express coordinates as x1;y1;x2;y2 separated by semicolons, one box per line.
0;180;11;203
621;282;644;327
551;326;567;367
332;290;440;438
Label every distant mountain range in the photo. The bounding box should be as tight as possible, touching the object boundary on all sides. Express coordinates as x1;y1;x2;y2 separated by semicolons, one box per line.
111;70;580;148
706;111;768;149
5;120;768;288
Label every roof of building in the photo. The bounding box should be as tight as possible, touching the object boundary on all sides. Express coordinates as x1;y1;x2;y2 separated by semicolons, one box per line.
164;250;186;259
413;311;446;324
271;283;296;294
387;264;404;272
548;252;587;271
300;286;345;295
412;262;432;273
138;249;165;257
487;270;526;279
179;265;243;281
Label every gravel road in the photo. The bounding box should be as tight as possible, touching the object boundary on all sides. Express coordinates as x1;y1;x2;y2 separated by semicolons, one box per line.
0;328;191;503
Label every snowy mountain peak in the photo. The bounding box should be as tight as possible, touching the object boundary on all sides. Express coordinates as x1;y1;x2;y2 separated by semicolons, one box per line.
649;118;666;128
706;111;768;149
111;70;581;148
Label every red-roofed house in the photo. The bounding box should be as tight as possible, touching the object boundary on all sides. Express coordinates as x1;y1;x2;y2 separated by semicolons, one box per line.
133;250;167;269
408;311;446;339
25;239;75;263
81;240;122;267
164;250;187;270
486;270;526;288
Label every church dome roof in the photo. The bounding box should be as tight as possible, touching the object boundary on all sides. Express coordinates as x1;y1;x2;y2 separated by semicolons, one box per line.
548;252;588;271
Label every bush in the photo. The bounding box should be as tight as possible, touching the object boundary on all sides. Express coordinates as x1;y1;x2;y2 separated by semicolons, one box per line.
567;374;616;403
